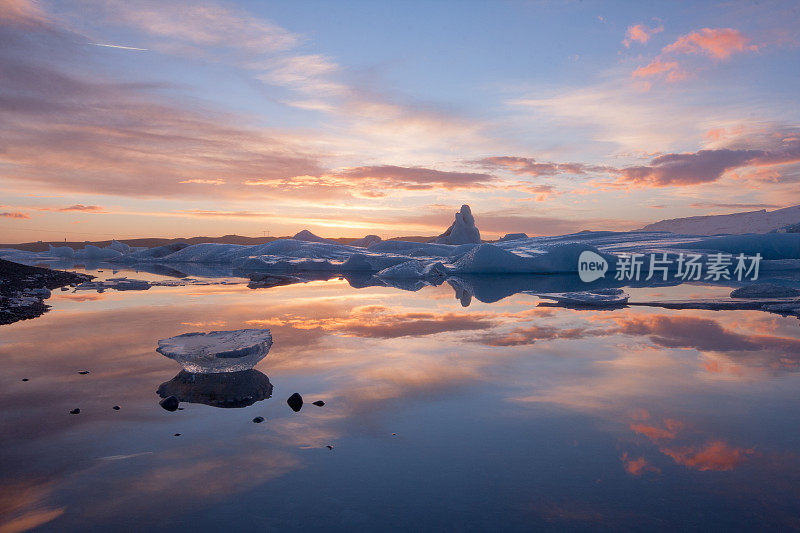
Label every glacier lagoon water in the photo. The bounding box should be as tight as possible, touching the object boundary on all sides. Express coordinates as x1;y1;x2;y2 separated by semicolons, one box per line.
2;267;800;531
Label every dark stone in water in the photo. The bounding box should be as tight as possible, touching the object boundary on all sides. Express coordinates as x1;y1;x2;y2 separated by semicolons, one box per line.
253;416;265;423
287;393;303;412
69;408;80;414
312;400;325;407
78;371;90;375
326;445;334;450
21;378;29;382
113;405;120;410
174;433;181;436
159;396;180;412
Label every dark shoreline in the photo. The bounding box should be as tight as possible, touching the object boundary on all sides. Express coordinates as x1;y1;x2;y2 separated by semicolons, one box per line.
0;259;93;325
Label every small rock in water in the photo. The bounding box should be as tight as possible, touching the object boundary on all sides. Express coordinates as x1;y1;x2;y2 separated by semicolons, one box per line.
326;445;334;450
287;393;303;412
174;433;181;437
78;370;90;375
69;408;81;415
253;416;265;423
21;378;29;382
159;396;180;412
60;287;69;291
312;400;325;407
112;405;120;410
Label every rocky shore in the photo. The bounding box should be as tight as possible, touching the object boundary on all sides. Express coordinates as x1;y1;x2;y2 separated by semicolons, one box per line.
0;259;93;325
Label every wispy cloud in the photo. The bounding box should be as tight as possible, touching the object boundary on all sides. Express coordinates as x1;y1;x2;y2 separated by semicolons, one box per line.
0;211;30;219
623;24;663;47
58;204;106;212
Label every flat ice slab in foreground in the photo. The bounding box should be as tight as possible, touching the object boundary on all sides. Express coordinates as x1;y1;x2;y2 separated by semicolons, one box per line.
156;329;273;373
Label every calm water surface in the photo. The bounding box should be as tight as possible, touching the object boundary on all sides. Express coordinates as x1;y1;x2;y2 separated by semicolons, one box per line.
2;271;800;531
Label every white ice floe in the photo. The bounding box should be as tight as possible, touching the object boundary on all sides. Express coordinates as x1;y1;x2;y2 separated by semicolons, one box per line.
156;329;273;373
376;260;447;279
74;277;151;292
534;288;629;308
627;298;800;318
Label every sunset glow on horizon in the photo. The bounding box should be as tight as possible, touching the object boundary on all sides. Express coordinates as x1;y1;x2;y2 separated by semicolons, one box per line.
1;0;799;242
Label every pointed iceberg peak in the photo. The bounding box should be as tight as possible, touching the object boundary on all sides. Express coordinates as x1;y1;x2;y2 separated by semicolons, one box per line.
292;229;335;244
432;204;481;245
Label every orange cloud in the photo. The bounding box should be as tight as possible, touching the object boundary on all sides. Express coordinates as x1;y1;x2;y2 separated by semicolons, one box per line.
247;305;498;339
623;24;663;47
663;28;758;60
661;441;754;471
621;452;660;476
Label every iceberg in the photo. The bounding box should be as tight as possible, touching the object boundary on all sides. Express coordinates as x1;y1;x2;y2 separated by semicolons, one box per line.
292;229;336;244
351;235;382;247
432;204;481;245
76;245;123;261
108;240;131;254
156;329;273;373
499;233;528;242
48;244;75;258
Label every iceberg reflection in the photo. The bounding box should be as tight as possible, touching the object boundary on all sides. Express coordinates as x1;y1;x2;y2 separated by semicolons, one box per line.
157;369;273;408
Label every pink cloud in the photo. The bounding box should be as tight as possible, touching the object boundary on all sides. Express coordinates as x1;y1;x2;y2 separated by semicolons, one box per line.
0;0;48;26
0;211;30;219
663;28;758;60
617;135;800;186
632;27;757;84
476;156;611;177
333;165;497;190
623;24;663;47
632;59;683;81
58;204;105;212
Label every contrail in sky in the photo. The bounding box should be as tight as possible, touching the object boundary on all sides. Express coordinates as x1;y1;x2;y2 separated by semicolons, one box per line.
89;43;148;51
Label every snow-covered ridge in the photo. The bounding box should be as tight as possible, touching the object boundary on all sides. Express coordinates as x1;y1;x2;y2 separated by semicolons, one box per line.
640;204;800;235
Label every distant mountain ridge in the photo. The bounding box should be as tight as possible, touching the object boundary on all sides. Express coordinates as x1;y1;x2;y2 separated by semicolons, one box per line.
640;205;800;235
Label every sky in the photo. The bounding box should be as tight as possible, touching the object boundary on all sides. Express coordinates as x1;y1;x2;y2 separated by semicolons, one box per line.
1;0;799;242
